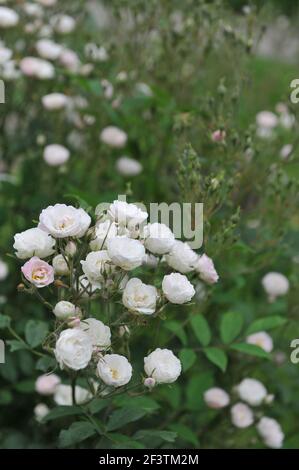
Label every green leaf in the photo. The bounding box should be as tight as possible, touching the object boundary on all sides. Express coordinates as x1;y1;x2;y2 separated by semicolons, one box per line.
25;320;48;348
88;399;110;415
14;380;34;393
179;348;197;371
7;339;29;352
36;355;56;372
203;347;228;372
134;429;177;443
113;396;159;413
107;407;147;432
164;320;187;345
59;421;97;447
230;342;270;359
190;314;211;346
186;373;214;410
0;314;11;329
0;389;12;405
245;316;287;335
220;311;244;344
43;406;83;422
168;423;199;447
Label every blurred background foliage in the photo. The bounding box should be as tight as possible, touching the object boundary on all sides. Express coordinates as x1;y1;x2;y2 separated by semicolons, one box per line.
0;0;298;449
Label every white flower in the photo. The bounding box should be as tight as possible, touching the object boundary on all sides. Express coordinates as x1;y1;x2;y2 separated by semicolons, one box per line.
0;46;12;64
65;241;77;257
144;223;175;255
257;417;284;449
116;156;143;177
144;348;181;384
231;403;254;428
13;227;55;259
195;254;219;284
53;301;77;320
52;254;69;275
81;250;112;287
97;354;132;387
280;144;293;160
54;384;91;406
42;93;69;110
246;331;273;353
43;144;70;166
51;14;76;34
90;220;117;251
204;387;230;409
107;237;145;271
35;373;60;395
38;204;91;238
142;254;159;268
100;126;127;148
79;318;111;350
20;57;55;79
0;7;19;28
59;49;80;72
122;278;157;315
165;241;198;273
36;39;63;60
256;111;278;129
23;3;43;17
236;378;267;406
162;272;195;304
0;260;8;281
54;328;93;370
34;403;50;421
108;200;148;232
262;272;289;302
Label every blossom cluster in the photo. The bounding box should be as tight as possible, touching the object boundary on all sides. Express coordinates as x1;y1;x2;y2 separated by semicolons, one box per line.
14;200;218;395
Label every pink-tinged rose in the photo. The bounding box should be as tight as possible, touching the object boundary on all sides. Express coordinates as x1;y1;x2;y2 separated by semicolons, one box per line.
21;256;54;288
195;254;219;284
211;129;226;142
35;373;60;395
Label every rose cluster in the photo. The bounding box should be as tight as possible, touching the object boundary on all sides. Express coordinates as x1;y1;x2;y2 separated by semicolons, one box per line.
14;200;218;394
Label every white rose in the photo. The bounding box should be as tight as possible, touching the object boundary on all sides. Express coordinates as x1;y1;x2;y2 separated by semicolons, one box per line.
165;241;198;273
144;348;181;384
195;254;219;284
53;301;77;320
51;14;76;34
23;3;43;17
35;373;61;395
54;328;93;370
122;278;157;315
257;417;284;449
236;378;267;406
0;7;19;28
79;318;111;350
52;254;69;275
116;156;143;177
20;57;55;80
107;237;145;271
0;260;8;281
142;254;159;268
38;204;91;238
256;111;278;129
42;93;69;110
90;220;118;251
13;227;55;259
231;403;254;428
0;46;12;64
262;272;289;302
108;200;148;232
59;49;80;72
246;331;273;353
43;144;70;166
100;126;127;148
54;384;91;406
144;223;175;255
97;354;132;387
65;241;77;257
204;387;230;409
280;144;293;160
162;272;195;304
34;403;50;422
36;39;63;60
81;250;112;287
